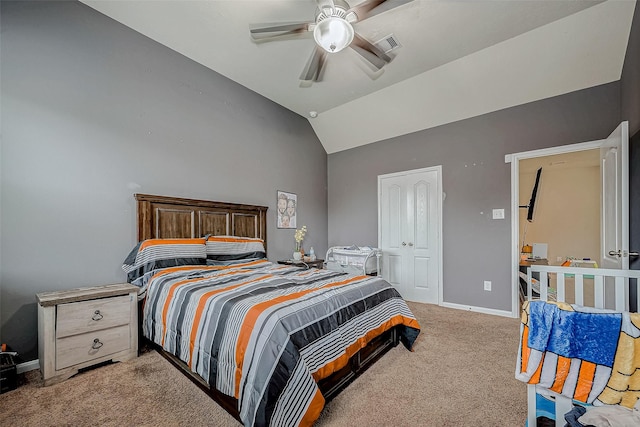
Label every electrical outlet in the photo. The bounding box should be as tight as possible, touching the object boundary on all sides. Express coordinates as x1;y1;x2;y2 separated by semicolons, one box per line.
484;280;492;291
556;256;563;262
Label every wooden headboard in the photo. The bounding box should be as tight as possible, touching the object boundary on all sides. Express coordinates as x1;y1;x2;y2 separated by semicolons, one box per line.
135;194;268;251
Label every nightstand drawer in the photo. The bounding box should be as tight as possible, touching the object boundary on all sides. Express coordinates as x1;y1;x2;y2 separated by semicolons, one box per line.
56;295;131;338
55;324;130;370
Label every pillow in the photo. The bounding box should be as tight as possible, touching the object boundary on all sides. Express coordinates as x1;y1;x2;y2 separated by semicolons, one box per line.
205;235;266;261
122;238;207;287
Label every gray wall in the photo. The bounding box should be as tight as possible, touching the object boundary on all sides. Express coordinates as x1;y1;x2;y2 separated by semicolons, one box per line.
623;5;640;283
328;83;620;312
622;4;640;136
0;1;328;361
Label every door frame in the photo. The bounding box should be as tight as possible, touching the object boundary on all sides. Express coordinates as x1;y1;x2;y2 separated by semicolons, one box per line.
506;140;604;317
377;165;443;305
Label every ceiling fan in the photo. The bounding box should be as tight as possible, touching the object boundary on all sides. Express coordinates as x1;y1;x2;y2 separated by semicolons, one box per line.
249;0;413;84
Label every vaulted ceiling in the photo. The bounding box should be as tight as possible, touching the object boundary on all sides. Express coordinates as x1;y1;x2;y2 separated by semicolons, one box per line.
81;0;636;153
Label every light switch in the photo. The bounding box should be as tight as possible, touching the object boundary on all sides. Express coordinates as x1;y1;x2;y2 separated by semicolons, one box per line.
492;209;505;219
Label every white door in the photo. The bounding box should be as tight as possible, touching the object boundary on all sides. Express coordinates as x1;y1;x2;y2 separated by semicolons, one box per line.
600;122;630;308
379;167;441;304
601;121;629;271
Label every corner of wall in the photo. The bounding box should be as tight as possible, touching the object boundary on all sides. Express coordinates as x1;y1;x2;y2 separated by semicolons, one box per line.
621;2;640;135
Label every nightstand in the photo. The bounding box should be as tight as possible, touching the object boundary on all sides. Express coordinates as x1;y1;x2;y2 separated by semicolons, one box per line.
37;283;138;386
278;259;325;269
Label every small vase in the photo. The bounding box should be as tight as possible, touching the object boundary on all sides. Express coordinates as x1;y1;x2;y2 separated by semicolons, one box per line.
293;251;302;261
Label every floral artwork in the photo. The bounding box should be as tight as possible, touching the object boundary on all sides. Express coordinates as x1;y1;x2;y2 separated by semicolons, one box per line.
277;191;297;229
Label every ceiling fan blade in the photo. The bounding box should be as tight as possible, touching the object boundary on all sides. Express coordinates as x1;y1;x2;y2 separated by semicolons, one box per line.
350;44;386;70
348;0;413;22
300;46;328;83
351;33;392;66
250;22;312;42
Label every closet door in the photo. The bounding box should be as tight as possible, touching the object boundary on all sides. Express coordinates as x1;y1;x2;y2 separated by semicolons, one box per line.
379;174;407;293
379;167;441;304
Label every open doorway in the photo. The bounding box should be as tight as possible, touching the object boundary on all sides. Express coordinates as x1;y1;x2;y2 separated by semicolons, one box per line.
519;150;600;266
507;138;605;316
518;150;600;307
509;122;630;316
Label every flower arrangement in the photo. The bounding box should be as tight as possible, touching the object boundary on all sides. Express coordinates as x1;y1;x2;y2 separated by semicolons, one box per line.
294;225;307;252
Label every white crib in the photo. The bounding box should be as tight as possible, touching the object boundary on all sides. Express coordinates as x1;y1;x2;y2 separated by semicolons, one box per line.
523;265;640;426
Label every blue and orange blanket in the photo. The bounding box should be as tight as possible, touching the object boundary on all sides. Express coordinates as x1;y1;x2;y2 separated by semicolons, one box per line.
516;300;640;409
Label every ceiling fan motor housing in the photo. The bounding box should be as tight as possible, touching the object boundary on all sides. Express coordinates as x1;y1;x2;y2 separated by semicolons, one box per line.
314;0;357;53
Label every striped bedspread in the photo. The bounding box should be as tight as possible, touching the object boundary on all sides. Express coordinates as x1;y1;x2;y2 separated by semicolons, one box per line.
142;259;420;427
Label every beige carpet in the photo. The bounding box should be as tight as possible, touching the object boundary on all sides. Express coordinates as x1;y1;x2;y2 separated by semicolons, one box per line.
0;303;526;426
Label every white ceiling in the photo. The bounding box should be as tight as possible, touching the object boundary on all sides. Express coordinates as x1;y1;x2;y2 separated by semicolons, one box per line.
81;0;636;153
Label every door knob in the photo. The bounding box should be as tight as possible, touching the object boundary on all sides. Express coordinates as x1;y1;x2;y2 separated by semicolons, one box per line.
408;242;414;247
609;250;640;257
402;242;407;246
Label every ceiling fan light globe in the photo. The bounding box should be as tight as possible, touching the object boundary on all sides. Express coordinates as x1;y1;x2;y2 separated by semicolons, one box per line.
313;17;354;53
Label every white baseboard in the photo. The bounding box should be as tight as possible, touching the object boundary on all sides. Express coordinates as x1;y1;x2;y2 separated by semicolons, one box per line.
441;301;516;318
17;359;39;374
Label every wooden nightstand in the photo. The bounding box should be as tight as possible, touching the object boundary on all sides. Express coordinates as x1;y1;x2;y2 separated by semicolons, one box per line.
278;259;325;269
37;283;138;386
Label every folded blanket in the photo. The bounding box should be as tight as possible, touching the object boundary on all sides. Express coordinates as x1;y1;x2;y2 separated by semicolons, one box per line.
516;301;640;409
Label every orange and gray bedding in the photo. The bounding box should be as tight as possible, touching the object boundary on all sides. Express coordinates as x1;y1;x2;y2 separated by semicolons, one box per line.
142;260;420;427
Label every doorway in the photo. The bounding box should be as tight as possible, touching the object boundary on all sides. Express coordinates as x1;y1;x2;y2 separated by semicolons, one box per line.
507;140;604;316
518;150;601;307
508;121;630;316
519;150;600;266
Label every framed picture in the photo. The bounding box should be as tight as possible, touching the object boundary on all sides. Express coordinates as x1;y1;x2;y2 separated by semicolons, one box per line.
277;191;297;229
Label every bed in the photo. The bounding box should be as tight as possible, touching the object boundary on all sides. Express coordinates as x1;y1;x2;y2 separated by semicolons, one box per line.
127;194;421;427
517;264;640;426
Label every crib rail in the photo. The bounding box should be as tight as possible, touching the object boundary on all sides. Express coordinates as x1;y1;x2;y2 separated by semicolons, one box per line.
526;265;640;311
524;265;640;427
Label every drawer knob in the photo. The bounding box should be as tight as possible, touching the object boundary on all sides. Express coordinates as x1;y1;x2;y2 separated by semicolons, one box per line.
92;310;103;321
91;338;104;350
